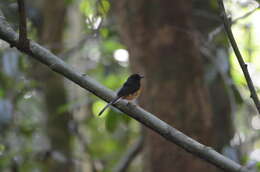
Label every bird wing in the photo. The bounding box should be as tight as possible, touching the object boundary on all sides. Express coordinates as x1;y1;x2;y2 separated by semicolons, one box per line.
117;81;139;97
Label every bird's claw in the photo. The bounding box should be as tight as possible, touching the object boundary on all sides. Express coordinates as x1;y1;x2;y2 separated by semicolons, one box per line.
127;101;137;108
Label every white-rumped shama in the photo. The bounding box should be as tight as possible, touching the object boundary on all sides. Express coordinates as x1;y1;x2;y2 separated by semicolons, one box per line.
98;74;144;116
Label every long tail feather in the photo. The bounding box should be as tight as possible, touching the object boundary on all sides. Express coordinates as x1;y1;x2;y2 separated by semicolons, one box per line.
98;97;121;116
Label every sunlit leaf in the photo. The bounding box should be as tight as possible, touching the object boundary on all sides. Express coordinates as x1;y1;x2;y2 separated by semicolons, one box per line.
103;74;121;88
102;39;125;53
93;100;108;116
98;0;110;16
80;0;94;16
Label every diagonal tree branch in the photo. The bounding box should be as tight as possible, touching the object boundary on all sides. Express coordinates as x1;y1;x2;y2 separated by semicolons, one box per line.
217;0;260;114
0;15;248;172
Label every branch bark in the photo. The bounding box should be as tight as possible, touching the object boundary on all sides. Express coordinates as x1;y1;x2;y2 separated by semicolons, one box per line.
0;16;248;172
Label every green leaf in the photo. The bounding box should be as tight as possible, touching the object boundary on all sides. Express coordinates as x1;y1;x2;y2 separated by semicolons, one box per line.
0;144;5;153
103;74;120;88
100;28;109;38
0;88;4;98
257;161;260;170
57;103;71;115
102;39;125;53
93;100;108;116
105;111;119;132
210;0;218;10
98;0;110;16
119;113;131;124
80;0;94;16
64;0;74;5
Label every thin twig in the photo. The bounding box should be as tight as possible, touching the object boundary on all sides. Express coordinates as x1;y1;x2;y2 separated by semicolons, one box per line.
11;158;19;172
232;6;259;24
17;0;29;49
114;127;145;172
70;120;98;172
0;16;248;172
60;0;108;59
60;17;103;59
217;0;260;114
208;5;259;42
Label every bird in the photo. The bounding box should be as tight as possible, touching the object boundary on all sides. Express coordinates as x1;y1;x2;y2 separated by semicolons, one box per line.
98;73;144;116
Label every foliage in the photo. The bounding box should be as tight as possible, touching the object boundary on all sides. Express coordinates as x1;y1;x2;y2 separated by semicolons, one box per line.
0;0;260;171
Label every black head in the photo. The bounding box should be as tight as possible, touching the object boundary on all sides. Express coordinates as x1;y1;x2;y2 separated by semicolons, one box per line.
128;74;144;81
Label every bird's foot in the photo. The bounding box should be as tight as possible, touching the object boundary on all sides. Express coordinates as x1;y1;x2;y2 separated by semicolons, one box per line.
127;101;137;108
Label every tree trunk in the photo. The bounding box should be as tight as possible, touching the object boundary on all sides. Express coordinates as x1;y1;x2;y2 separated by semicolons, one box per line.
34;0;73;171
192;0;234;152
113;0;232;171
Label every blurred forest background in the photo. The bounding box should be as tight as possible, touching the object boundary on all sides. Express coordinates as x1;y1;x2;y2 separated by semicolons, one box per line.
0;0;260;171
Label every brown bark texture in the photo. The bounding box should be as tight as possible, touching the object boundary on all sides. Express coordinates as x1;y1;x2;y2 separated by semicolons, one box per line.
33;0;73;171
192;0;234;152
114;0;233;171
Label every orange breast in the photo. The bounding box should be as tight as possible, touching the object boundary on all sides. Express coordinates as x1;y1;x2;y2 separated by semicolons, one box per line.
122;87;142;100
